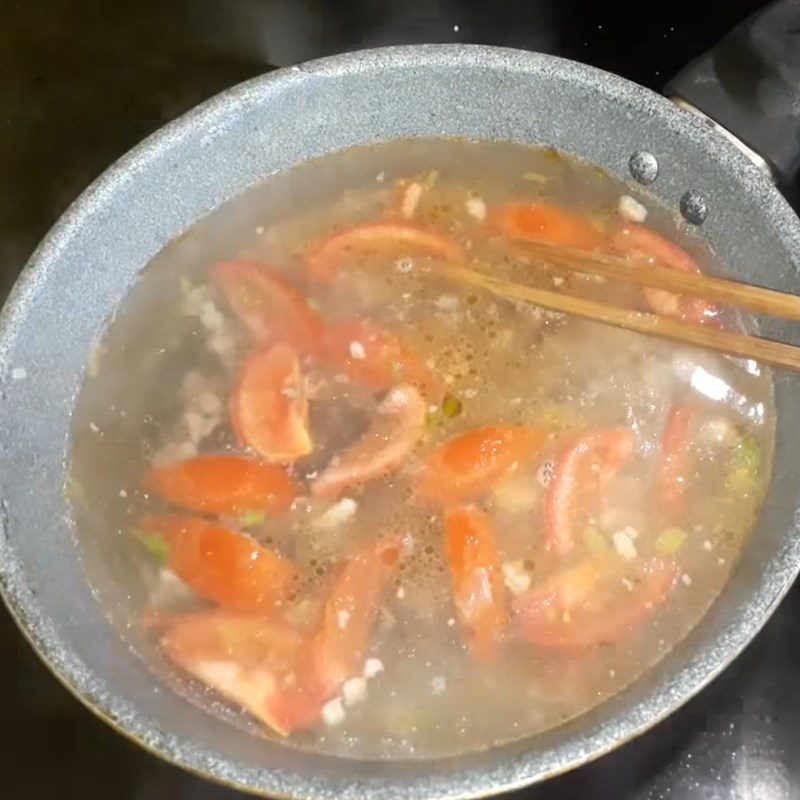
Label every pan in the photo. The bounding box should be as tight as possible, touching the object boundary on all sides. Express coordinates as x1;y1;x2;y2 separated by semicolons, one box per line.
1;1;800;798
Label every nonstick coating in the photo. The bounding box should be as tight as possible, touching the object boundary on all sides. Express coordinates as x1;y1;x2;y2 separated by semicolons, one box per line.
1;45;800;800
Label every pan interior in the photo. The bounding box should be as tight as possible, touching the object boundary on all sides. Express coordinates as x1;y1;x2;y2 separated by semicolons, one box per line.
70;136;774;760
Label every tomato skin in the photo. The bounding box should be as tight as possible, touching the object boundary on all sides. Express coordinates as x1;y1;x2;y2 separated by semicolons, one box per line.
140;514;301;612
230;343;312;464
514;558;678;649
445;507;509;662
416;426;547;504
545;428;634;558
144;454;297;516
213;259;324;353
320;318;440;397
306;222;466;283
660;404;695;519
609;223;718;325
308;537;401;698
490;202;604;250
161;609;321;735
312;384;426;500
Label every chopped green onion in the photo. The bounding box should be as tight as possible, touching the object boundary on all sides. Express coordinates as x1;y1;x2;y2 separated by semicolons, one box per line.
87;343;105;378
522;172;551;185
135;530;170;565
441;393;463;419
582;526;609;556
426;409;443;430
726;433;761;493
542;147;563;164
65;476;85;503
238;508;267;527
656;527;688;556
536;404;576;429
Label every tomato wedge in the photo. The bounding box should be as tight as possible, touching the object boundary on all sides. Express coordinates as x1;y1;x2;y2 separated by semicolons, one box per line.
660;404;695;520
445;507;509;661
490;202;604;250
545;428;634;557
144;454;297;516
230;343;312;464
320;318;439;397
161;610;321;735
306;222;466;283
514;558;678;649
609;223;717;325
308;537;401;698
416;425;546;504
511;558;606;634
139;514;300;612
312;384;426;500
213;259;324;353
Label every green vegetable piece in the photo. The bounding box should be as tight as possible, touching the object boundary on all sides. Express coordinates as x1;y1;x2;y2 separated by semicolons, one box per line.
535;404;577;430
135;530;170;565
656;527;688;556
65;476;85;503
238;508;267;527
581;526;609;556
542;147;563;164
426;409;443;430
441;393;463;419
726;433;761;493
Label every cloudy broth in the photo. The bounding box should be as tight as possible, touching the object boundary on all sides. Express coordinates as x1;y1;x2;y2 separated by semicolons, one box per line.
69;138;773;759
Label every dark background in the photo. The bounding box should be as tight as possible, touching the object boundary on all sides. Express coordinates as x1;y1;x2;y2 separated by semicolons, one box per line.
1;1;797;798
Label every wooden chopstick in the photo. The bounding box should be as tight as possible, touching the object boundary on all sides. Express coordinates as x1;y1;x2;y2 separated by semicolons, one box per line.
437;263;800;372
510;239;800;322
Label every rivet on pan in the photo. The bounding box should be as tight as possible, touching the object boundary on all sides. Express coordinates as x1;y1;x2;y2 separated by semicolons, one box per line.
680;191;708;225
628;151;658;184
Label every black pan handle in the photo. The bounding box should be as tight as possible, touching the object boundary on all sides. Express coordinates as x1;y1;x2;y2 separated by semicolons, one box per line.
665;0;800;186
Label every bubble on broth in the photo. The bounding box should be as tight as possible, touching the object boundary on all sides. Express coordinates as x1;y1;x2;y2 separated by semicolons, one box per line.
68;138;774;760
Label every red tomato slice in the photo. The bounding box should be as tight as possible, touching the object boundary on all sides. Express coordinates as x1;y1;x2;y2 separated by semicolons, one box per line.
609;223;718;325
545;428;634;558
514;558;678;649
161;610;321;735
139;514;301;612
312;384;426;500
445;507;509;662
306;222;466;283
144;454;297;516
660;404;695;520
416;425;547;504
320;318;440;397
213;259;324;353
490;202;604;250
230;343;312;464
308;537;401;698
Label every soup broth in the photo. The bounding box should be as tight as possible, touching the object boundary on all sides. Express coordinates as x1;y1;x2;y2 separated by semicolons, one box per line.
70;138;773;759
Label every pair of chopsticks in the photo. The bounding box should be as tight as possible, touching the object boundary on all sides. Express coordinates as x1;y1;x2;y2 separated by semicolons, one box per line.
438;239;800;372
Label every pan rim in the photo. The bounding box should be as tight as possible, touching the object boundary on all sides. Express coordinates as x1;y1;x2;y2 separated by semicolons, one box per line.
1;42;799;800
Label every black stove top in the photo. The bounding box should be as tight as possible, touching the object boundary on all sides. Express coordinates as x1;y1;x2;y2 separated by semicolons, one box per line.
2;2;797;798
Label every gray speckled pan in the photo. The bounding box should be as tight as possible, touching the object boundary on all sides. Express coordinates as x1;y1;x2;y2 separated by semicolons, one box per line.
2;44;800;800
